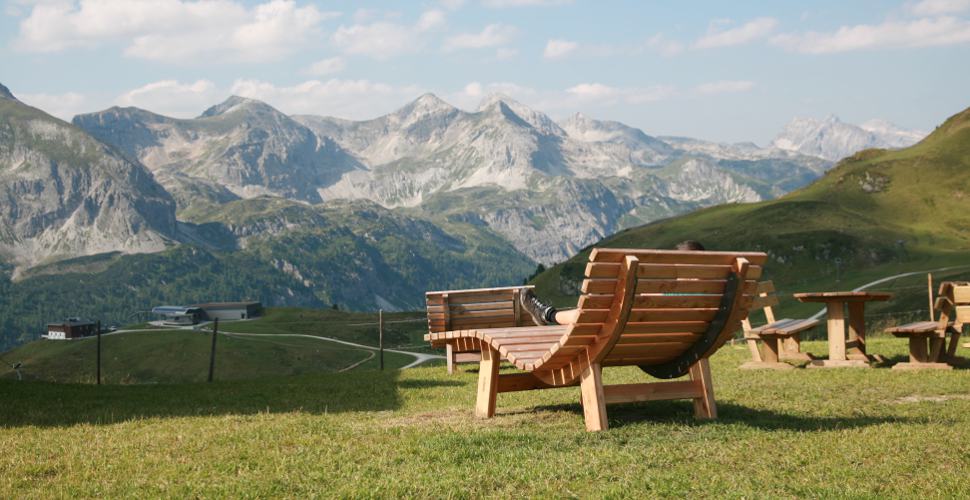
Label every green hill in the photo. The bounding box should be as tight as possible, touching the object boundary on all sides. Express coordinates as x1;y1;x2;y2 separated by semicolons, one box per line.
534;107;970;321
0;308;434;384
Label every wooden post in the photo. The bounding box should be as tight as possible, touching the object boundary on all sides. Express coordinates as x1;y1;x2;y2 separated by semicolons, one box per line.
579;363;608;431
689;358;717;419
379;309;384;371
207;318;218;383
847;302;867;358
826;302;846;361
445;343;455;374
476;346;500;418
928;274;935;321
96;320;102;386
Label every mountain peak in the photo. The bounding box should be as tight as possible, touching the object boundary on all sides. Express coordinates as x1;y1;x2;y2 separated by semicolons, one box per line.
199;95;274;118
478;93;564;136
0;82;18;101
397;92;456;117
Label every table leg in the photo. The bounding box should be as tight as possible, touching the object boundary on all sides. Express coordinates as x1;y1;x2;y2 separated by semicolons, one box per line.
847;302;870;361
827;302;846;361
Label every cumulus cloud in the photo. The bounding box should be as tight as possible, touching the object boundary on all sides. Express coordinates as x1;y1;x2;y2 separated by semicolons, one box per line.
115;80;223;117
443;23;517;51
645;34;685;56
694;80;755;95
543;39;578;59
909;0;970;15
13;0;339;63
772;16;970;53
332;9;445;58
18;91;89;121
694;17;778;49
229;78;422;119
304;57;346;76
566;83;677;104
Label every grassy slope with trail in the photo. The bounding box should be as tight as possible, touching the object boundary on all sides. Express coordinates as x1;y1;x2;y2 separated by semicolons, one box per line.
533;107;970;325
3;339;970;496
0;308;431;384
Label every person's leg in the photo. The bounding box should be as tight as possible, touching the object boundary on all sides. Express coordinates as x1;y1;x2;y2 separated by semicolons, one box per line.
520;289;559;325
553;309;580;325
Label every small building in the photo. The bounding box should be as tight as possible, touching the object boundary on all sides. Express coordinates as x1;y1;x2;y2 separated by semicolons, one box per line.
151;306;204;326
192;301;263;321
46;318;98;340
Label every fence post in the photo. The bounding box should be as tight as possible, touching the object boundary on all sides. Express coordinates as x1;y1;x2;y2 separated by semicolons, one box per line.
96;320;102;385
208;318;219;383
379;309;384;371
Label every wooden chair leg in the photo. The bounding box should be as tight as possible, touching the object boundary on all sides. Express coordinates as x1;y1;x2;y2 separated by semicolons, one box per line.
746;338;763;362
761;336;781;363
475;347;500;418
910;335;929;363
579;363;608;431
947;330;962;361
446;344;455;374
689;358;717;420
929;337;945;363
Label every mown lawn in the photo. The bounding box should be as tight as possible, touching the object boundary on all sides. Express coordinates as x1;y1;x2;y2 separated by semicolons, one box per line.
3;338;970;497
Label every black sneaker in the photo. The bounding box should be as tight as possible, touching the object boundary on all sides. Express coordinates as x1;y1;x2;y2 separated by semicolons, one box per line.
520;289;554;325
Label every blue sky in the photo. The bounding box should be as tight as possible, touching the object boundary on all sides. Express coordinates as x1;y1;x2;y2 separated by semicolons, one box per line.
1;0;968;144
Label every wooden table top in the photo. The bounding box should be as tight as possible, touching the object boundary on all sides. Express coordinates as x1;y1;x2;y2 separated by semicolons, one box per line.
794;291;894;303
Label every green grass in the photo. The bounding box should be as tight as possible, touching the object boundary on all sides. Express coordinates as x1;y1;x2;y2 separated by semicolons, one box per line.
3;338;970;496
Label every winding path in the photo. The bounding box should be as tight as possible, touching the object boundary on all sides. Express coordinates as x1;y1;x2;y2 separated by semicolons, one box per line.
219;331;442;369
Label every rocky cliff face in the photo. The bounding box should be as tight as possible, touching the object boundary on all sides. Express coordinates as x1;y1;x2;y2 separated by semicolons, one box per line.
73;97;364;208
0;87;177;274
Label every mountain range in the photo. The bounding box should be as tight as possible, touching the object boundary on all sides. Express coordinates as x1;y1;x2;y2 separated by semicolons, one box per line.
771;114;927;162
0;80;931;347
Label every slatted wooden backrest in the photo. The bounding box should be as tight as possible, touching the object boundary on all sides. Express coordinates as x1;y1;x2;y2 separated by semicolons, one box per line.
533;249;767;386
938;282;970;326
426;286;537;333
742;281;779;330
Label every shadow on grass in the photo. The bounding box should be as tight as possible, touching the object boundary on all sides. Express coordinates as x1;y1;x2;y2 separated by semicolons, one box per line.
523;400;925;431
0;371;460;429
874;354;970;369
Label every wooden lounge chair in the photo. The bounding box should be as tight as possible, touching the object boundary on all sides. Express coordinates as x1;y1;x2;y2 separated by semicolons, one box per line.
426;286;538;374
740;281;819;369
885;281;969;370
425;248;767;431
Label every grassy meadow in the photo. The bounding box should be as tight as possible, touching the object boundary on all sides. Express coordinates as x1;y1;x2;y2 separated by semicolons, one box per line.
3;338;970;497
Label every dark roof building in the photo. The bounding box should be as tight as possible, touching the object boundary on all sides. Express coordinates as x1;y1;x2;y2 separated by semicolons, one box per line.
46;318;98;340
191;301;263;321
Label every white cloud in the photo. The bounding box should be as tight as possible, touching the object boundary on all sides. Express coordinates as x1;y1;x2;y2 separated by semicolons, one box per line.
332;9;445;59
543;39;578;59
304;57;345;76
495;47;519;59
17;91;89;121
229;78;422;119
443;23;517;51
115;80;222;118
772;16;970;53
14;0;339;63
440;0;466;10
694;80;755;95
645;34;685;56
566;83;677;104
482;0;572;7
694;17;778;49
910;0;970;15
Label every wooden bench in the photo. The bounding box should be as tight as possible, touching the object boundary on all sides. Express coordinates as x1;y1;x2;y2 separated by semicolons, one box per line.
426;286;538;373
885;281;968;370
740;281;819;369
425;248;767;431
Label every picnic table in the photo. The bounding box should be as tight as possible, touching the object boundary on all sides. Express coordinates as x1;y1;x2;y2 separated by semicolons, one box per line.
794;291;893;368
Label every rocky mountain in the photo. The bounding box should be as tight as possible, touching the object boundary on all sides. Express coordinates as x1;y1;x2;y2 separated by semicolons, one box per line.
0;84;177;275
771;115;926;162
73;97;363;211
295;94;830;264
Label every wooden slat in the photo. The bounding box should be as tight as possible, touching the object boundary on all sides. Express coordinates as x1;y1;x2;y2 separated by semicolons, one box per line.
886;321;940;334
426;285;532;297
956;306;970;323
606;342;688;357
426;290;514;305
627;308;718;322
621;321;709;334
582;279;618;294
585;262;763;280
752;295;780;309
953;286;970;304
426;301;514;313
602;381;702;404
635;279;729;294
757;281;776;294
589;248;767;265
613;332;702;344
428;309;515;321
583;294;739;310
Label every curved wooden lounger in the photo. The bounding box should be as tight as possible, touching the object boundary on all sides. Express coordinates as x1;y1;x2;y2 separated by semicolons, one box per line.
425;248;768;431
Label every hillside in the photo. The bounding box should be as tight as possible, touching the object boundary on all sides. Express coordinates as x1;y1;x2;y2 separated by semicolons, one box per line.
0;308;430;384
4;339;970;496
534;106;970;315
